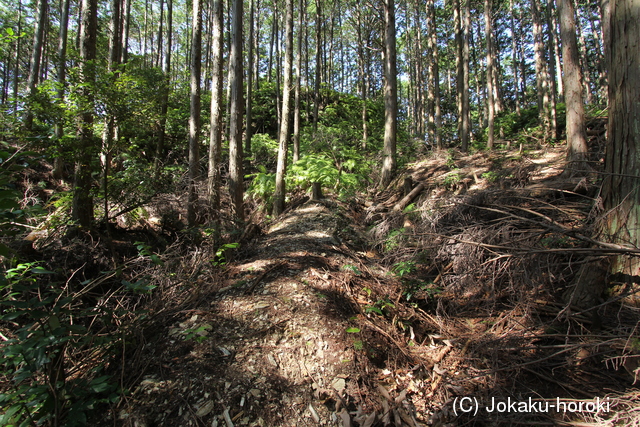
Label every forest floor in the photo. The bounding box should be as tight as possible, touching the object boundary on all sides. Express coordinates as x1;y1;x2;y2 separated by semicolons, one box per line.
3;142;640;426
105;145;639;426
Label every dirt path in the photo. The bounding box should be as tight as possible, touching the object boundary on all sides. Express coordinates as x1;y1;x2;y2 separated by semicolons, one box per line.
117;201;421;426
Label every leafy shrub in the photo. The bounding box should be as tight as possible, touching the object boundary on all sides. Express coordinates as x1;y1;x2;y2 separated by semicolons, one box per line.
0;264;122;426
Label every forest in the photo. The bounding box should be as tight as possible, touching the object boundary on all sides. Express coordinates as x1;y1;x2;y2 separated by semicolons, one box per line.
1;0;639;424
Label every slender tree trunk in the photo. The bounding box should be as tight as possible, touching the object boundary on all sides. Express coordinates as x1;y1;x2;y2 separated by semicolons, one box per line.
208;0;223;238
379;0;398;188
25;0;48;130
12;0;23;115
545;0;558;136
313;0;322;131
510;0;521;115
155;0;172;174
187;0;202;227
459;0;471;152
101;0;122;227
245;0;255;158
156;0;164;68
575;3;592;104
426;0;442;150
273;0;294;216
72;0;98;228
532;0;552;141
558;0;588;174
485;0;495;149
121;0;131;62
53;0;71;180
228;0;244;224
355;10;369;150
589;6;606;103
292;0;304;163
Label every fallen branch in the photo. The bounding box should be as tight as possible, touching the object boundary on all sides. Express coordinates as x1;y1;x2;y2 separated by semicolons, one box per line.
393;182;426;212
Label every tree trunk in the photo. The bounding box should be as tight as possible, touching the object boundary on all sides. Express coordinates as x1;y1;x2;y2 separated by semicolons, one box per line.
12;0;23;115
459;0;471;152
121;0;131;62
53;0;70;180
187;0;202;227
485;0;495;149
72;0;98;228
510;0;521;115
379;0;398;188
245;0;255;159
532;0;552;141
573;0;640;309
292;0;304;163
228;0;244;224
601;0;640;250
558;0;588;175
313;0;322;131
273;0;294;216
25;0;48;130
208;0;223;238
155;0;172;174
427;0;442;150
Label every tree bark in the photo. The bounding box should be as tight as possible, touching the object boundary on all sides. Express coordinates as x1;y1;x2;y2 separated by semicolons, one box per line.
187;0;202;227
53;0;70;180
72;0;98;228
273;0;294;216
485;0;495;149
558;0;588;174
379;0;398;189
228;0;244;224
601;0;640;270
25;0;48;130
292;0;304;163
245;0;255;159
208;0;224;225
155;0;172;174
532;0;553;141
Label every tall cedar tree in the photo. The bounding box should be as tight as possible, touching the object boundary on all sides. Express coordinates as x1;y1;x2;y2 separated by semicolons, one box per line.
273;0;295;216
187;0;202;227
72;0;98;227
228;0;244;224
558;0;588;174
379;0;398;188
208;0;224;237
602;0;640;280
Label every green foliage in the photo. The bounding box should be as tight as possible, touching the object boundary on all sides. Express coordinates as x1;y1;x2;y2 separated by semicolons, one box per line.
211;242;240;267
392;261;416;278
341;264;362;275
182;324;212;343
134;241;163;266
383;228;406;252
0;264;124;426
289;154;365;198
364;298;395;316
246;165;276;212
249;133;279;169
0;144;41;257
